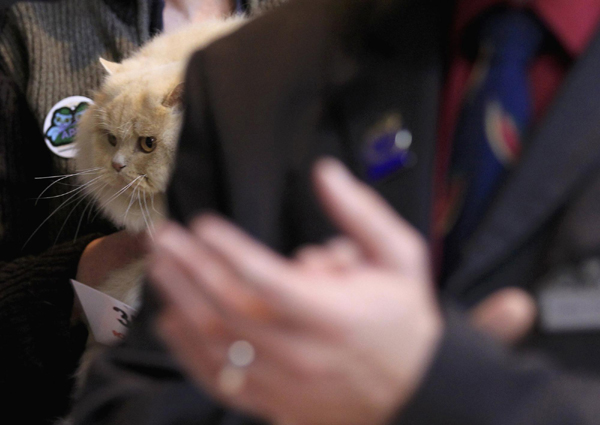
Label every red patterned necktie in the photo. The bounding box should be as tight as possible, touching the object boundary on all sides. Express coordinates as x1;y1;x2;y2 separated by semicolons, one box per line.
442;10;545;277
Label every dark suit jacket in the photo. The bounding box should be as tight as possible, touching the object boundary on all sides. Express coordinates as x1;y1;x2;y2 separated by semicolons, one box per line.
71;0;600;423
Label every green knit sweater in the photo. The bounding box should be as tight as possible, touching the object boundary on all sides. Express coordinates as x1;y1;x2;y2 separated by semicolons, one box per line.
0;1;161;423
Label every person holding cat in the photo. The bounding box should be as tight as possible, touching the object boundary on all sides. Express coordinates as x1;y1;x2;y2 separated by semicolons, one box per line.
0;0;292;422
0;1;165;422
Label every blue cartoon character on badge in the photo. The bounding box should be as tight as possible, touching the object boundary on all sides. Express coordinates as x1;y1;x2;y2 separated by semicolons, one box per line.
43;96;93;158
46;106;74;146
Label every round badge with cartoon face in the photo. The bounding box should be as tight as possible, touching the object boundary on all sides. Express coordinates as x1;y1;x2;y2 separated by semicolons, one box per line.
43;96;93;158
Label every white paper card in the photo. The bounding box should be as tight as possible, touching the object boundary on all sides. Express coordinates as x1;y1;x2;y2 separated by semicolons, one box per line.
538;258;600;332
71;279;137;345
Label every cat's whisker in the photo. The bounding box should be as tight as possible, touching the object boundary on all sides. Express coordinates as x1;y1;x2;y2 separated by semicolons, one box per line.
142;190;155;233
54;190;94;245
123;179;143;222
93;176;143;221
34;167;103;180
55;181;89;187
123;187;136;222
138;189;153;239
74;180;107;241
23;185;94;249
87;182;110;223
100;176;142;207
150;193;164;217
74;200;94;242
34;168;103;205
35;175;104;203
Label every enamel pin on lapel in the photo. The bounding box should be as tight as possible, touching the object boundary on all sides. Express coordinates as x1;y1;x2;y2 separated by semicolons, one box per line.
362;112;415;181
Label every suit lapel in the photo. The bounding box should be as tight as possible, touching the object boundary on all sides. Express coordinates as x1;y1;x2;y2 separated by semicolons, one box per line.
339;0;449;235
446;28;600;295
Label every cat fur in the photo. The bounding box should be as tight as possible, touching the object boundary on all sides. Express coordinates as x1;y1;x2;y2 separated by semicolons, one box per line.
73;16;246;388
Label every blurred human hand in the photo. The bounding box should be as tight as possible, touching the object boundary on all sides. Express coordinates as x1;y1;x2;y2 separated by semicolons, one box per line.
149;158;443;425
76;230;147;289
295;239;538;345
149;158;537;424
469;287;537;345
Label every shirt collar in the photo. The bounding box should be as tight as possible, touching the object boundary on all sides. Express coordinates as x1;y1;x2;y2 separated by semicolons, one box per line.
454;0;600;57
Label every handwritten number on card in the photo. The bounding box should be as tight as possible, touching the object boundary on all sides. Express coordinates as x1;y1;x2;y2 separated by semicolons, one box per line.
113;306;131;328
112;330;125;339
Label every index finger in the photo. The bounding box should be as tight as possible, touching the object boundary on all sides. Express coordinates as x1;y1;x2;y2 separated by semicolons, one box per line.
312;158;430;280
190;215;307;308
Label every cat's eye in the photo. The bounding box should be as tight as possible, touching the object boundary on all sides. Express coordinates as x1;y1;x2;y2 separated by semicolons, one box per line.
139;136;156;153
107;134;117;147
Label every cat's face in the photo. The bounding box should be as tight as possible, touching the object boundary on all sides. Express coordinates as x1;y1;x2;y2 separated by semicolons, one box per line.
76;63;184;232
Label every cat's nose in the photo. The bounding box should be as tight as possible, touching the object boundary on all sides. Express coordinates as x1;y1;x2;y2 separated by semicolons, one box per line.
112;161;126;172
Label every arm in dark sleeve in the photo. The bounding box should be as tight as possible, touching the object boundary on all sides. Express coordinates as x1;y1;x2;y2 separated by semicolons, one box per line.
398;307;600;425
72;48;600;424
0;68;108;422
0;233;102;423
69;286;261;425
69;51;260;425
0;68;52;258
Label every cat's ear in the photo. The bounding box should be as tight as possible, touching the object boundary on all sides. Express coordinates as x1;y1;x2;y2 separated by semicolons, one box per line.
162;82;185;109
99;57;121;75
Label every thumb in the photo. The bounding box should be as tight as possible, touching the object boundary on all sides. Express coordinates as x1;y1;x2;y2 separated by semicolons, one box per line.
312;158;430;279
469;287;537;345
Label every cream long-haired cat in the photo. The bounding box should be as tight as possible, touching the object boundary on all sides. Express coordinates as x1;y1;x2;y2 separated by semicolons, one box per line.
73;16;246;385
76;16;245;303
